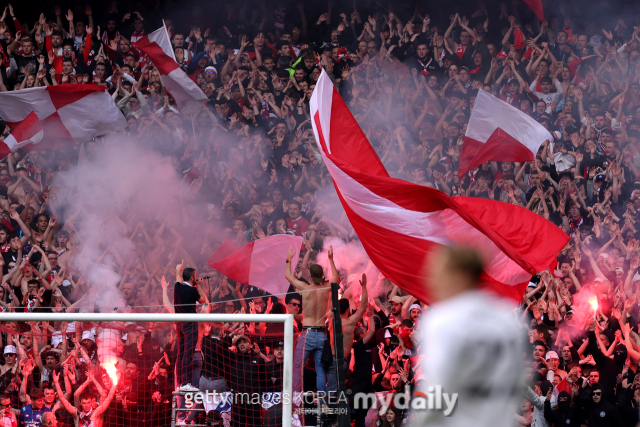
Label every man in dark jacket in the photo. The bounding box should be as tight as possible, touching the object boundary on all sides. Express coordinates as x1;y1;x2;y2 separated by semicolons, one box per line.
225;334;266;427
394;36;441;76
580;383;623;427
616;378;640;427
544;391;580;426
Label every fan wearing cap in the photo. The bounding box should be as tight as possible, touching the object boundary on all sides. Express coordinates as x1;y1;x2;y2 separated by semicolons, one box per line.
543;351;567;382
203;66;217;84
285;245;334;401
0;345;19;378
387;296;405;324
225;334;265;427
413;246;526;427
407;303;422;328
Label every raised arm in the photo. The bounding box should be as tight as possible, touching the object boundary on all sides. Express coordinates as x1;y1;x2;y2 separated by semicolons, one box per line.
94;372;119;417
328;245;339;284
52;370;77;416
443;14;459;52
351;274;368;324
161;276;175;313
285;246;308;291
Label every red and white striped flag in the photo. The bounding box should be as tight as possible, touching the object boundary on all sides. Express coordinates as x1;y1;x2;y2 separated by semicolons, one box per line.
0;84;126;151
136;26;208;116
458;89;552;180
1;111;43;158
207;235;303;296
310;70;568;303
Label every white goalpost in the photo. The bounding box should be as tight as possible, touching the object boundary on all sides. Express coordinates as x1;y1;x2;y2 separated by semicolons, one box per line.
1;312;295;427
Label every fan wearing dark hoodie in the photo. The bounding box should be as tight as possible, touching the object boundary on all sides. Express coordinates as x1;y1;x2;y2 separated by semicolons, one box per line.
544;391;580;426
580;383;623;427
584;329;620;404
616;378;640;427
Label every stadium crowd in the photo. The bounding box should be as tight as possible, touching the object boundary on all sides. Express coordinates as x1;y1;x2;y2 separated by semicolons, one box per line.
0;0;639;426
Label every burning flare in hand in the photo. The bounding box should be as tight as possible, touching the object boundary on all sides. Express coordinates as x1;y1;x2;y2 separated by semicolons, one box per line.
589;296;598;320
102;362;118;385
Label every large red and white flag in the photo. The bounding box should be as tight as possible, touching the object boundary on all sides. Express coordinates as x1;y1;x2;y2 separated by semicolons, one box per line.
310;70;568;303
136;26;208;115
0;85;126;151
458;89;552;180
0;111;43;159
207;235;303;296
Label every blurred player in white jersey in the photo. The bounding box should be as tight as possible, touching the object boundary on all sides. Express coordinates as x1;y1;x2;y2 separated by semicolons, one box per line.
412;246;526;427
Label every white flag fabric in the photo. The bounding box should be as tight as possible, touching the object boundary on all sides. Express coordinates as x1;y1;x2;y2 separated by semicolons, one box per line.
0;84;126;151
136;26;208;115
0;111;43;158
458;89;552;179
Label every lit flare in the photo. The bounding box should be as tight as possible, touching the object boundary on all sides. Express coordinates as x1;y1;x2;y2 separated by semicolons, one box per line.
102;362;118;385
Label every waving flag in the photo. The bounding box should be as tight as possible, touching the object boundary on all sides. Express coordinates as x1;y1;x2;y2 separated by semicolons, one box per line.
310;70;568;303
523;0;545;23
0;85;126;151
136;26;208;115
458;89;552;180
0;111;43;159
207;235;303;296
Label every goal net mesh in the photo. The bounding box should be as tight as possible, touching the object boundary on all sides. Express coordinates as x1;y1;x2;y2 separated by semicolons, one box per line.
0;311;326;427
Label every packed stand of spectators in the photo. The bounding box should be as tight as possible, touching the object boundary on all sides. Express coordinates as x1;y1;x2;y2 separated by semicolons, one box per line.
0;0;639;426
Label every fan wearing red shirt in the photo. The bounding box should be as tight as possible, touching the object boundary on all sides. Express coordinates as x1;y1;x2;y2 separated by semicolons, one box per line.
285;201;308;236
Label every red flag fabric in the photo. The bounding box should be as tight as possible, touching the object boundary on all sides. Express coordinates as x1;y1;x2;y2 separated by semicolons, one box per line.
523;0;545;23
136;26;208;115
310;70;568;303
552;376;572;400
0;111;44;159
458;89;552;180
0;85;126;151
207;235;303;296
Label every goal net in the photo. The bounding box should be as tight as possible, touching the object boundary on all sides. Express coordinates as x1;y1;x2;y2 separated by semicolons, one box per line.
0;312;301;427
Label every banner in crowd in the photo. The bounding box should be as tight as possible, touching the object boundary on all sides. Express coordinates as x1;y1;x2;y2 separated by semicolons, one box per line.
310;70;568;303
207;235;303;296
458;89;552;180
136;26;208;115
0;111;43;159
0;84;126;151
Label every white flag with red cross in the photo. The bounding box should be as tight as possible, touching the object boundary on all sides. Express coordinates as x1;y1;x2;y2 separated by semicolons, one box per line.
0;84;126;153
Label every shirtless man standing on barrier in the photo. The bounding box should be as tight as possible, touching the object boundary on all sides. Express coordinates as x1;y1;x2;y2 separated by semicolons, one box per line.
285;246;337;405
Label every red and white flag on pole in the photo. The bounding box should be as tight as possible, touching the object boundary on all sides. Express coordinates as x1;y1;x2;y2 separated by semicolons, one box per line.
0;111;43;159
310;70;568;303
207;235;303;296
458;89;552;180
136;26;208;116
0;85;126;151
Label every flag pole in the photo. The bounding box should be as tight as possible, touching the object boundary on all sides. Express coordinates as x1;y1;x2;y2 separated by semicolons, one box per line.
330;282;350;427
161;19;177;62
